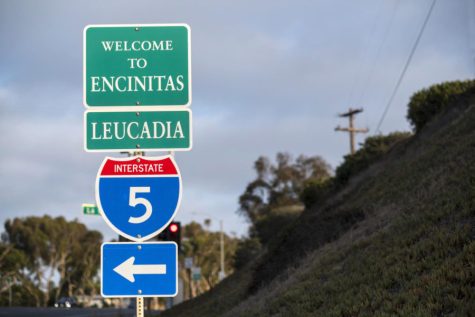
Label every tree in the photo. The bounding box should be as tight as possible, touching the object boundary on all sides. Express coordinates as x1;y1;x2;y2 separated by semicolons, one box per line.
0;242;27;292
407;80;475;132
238;156;272;223
3;216;102;306
62;229;102;297
334;132;411;186
0;241;38;306
182;221;239;290
238;153;331;245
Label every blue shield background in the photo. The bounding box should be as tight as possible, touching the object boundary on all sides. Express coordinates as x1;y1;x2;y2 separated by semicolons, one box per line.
98;175;180;240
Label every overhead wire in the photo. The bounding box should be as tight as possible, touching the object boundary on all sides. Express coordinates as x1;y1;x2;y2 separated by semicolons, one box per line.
356;0;401;107
468;0;475;75
344;0;386;110
375;0;438;134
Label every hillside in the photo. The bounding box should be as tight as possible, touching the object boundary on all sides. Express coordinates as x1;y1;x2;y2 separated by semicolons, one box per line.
163;87;475;316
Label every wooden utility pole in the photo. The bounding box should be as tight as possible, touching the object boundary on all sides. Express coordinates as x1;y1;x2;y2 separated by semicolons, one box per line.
335;108;369;155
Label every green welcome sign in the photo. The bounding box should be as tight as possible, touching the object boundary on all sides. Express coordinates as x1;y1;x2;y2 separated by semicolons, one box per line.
83;24;191;107
84;109;192;152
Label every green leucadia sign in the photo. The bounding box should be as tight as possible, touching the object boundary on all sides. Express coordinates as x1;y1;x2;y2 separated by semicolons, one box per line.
83;24;191;107
84;109;192;152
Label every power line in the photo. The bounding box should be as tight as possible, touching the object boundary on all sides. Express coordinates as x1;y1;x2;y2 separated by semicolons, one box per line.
345;0;386;108
357;0;401;107
375;0;437;134
468;0;475;75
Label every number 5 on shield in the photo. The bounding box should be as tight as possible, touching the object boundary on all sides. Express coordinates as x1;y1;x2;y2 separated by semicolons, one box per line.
128;187;152;224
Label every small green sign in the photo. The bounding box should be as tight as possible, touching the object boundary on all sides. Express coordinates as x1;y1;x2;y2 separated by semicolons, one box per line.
84;109;192;152
83;204;99;215
83;24;191;107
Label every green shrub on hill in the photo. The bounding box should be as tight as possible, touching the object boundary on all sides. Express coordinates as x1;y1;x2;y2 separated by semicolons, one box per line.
301;132;411;210
299;178;333;209
407;79;475;132
234;206;304;270
233;238;261;270
334;132;411;186
251;206;303;247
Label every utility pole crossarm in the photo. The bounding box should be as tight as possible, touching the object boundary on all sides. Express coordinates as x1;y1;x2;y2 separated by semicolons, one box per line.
338;108;364;117
335;107;369;155
335;126;369;133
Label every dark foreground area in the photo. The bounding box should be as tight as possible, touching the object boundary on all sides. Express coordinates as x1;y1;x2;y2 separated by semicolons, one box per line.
0;307;161;317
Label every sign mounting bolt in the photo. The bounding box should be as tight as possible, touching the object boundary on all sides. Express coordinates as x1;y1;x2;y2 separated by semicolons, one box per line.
136;101;140;105
136;112;140;116
136;144;141;149
135;27;140;31
137;245;142;250
137;234;142;238
138;289;142;294
137;158;141;163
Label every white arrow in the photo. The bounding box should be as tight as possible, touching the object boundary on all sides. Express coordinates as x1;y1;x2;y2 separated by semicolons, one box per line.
113;256;167;283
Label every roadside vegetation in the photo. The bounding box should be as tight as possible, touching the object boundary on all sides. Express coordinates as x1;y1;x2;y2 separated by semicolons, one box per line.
0;216;102;307
0;216;239;307
164;80;475;316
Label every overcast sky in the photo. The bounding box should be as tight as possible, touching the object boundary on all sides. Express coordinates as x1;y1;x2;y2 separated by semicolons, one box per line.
0;0;473;240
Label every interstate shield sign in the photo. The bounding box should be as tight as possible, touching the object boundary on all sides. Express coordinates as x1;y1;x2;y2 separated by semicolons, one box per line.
96;155;181;241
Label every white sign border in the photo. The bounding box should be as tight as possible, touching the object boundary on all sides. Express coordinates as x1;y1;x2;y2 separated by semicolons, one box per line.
95;154;182;242
83;23;192;108
83;107;193;152
101;241;179;298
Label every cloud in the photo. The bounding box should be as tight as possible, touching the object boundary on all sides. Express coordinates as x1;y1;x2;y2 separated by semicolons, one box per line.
0;0;472;240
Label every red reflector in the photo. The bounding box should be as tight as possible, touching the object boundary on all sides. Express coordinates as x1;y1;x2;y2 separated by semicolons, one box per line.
169;224;178;233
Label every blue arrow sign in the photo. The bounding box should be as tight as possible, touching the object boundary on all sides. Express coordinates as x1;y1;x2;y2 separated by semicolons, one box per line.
101;242;178;297
95;155;182;241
